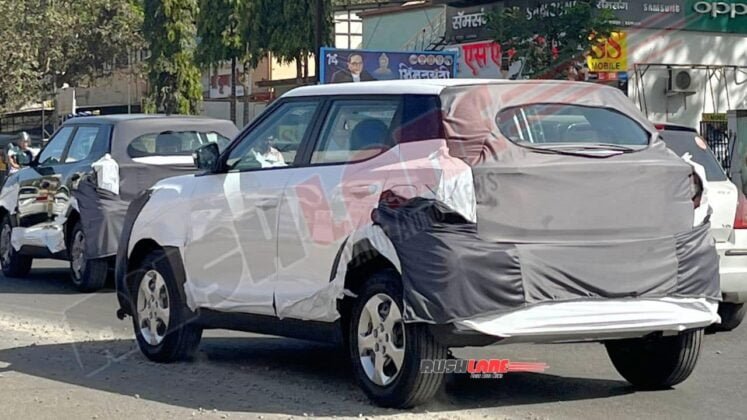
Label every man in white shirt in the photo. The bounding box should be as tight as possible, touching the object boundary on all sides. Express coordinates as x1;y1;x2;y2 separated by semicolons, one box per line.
251;135;286;168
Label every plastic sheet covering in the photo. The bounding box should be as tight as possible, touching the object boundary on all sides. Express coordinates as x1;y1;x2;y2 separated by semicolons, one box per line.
11;222;66;253
75;177;129;259
456;298;720;340
371;82;721;325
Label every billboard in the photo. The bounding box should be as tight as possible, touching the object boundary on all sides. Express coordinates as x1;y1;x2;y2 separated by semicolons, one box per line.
445;3;502;42
444;40;523;79
205;62;247;99
587;31;628;73
320;48;458;84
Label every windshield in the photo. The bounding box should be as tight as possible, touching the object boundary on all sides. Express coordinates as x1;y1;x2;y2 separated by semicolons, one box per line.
497;104;650;148
660;131;728;182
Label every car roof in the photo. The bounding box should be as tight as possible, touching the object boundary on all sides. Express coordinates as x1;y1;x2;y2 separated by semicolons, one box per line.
61;114;228;126
283;79;604;98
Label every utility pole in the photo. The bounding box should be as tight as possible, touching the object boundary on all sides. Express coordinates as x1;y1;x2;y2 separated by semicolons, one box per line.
315;0;324;83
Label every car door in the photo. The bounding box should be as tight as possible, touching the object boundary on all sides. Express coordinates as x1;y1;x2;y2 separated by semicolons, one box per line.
16;126;76;225
182;99;322;316
18;124;110;228
56;124;110;217
274;97;405;319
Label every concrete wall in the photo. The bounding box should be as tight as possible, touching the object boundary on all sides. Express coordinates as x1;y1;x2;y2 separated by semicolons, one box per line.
75;71;146;108
362;6;445;51
627;28;747;128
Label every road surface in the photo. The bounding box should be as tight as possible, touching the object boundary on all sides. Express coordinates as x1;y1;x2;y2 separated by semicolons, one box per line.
0;260;744;419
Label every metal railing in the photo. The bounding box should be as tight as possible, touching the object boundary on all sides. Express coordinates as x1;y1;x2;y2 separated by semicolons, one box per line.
700;120;731;173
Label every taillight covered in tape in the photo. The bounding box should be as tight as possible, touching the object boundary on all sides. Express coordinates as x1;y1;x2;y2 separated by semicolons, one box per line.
734;191;747;230
690;170;704;209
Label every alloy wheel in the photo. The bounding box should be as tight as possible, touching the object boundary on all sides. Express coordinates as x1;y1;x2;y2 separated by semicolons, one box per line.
0;223;11;268
357;293;406;387
136;270;171;346
70;230;87;282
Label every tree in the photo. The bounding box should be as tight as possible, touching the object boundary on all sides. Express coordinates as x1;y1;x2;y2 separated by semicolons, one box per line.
490;1;615;80
143;0;202;115
260;0;333;81
196;0;245;124
0;0;144;114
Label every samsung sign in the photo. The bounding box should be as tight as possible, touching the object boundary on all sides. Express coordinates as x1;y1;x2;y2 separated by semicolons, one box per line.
693;1;747;18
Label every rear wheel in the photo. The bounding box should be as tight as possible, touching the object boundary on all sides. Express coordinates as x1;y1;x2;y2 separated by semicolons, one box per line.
707;303;746;333
348;269;447;408
69;221;108;292
131;249;202;363
0;214;32;278
605;329;703;389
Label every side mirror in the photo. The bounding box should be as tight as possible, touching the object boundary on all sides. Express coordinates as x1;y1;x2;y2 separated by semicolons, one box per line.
193;143;220;172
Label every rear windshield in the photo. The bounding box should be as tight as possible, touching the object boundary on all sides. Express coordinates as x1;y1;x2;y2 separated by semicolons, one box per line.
497;104;650;146
660;131;728;182
128;131;231;158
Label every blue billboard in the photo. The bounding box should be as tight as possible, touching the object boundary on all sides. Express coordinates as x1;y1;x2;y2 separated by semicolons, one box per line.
320;48;458;84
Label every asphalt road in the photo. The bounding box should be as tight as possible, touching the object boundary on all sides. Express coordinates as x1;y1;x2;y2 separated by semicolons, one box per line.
0;260;745;420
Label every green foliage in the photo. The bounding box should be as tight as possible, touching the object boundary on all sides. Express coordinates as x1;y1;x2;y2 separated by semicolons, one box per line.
196;0;245;69
490;1;615;79
241;0;332;73
144;0;202;115
0;0;144;113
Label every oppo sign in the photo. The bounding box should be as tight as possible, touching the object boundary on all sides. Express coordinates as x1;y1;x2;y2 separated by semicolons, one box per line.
694;1;747;18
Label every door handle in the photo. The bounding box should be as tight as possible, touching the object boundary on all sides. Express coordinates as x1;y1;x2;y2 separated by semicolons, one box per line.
347;184;380;198
256;197;279;209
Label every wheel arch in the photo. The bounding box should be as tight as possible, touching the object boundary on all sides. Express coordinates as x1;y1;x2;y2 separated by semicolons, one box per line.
336;233;402;328
0;206;10;225
65;209;80;247
119;239;190;318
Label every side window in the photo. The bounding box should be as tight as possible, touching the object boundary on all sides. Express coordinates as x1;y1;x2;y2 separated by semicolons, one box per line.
128;131;232;158
66;126;101;163
226;101;318;171
311;99;400;165
38;126;75;165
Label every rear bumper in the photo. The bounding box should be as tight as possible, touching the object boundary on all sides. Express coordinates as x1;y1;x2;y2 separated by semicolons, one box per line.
449;298;718;345
717;244;747;303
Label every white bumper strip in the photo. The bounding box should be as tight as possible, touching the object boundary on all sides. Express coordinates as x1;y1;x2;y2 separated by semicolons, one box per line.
456;298;720;339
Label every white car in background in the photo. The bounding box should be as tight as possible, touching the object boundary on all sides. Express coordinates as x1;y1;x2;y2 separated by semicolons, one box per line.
658;123;746;331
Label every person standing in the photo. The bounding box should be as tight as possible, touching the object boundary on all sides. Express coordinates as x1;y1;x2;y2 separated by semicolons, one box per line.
6;132;32;175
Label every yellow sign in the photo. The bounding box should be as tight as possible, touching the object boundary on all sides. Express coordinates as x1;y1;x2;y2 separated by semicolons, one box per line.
702;113;727;122
587;32;627;73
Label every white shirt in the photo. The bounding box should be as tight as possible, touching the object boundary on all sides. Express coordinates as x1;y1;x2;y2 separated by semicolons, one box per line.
251;148;287;168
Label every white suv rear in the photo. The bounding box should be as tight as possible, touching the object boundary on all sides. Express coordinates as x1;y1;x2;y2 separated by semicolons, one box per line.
116;80;720;408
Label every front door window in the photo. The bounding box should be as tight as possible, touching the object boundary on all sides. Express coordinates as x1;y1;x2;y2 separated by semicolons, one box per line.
226;102;319;171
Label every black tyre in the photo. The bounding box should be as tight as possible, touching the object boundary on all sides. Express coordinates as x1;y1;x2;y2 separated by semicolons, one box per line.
605;329;703;390
131;249;202;363
348;269;447;408
69;221;109;292
707;303;746;333
0;214;32;278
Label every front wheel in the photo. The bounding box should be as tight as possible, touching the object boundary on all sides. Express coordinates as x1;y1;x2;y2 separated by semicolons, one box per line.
69;221;108;292
131;249;202;363
605;329;703;390
348;269;447;408
0;214;32;278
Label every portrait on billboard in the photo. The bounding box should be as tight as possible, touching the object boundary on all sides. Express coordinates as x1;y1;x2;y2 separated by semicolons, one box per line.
321;48;458;84
331;53;375;83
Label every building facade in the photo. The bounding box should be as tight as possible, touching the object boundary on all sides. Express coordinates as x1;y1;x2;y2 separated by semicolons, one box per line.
361;0;747;131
